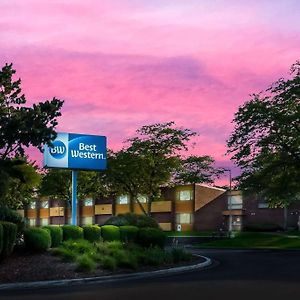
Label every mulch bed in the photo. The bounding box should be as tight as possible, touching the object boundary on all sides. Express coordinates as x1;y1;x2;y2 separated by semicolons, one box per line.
0;250;204;284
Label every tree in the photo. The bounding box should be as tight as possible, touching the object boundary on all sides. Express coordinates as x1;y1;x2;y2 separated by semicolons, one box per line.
2;159;41;209
39;169;106;204
126;122;196;215
227;61;300;218
173;155;224;185
0;63;64;205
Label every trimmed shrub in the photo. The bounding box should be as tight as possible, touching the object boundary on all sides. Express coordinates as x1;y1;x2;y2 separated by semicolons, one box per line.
62;225;83;240
82;225;101;242
120;225;139;243
0;207;25;236
0;221;17;259
101;225;120;241
43;226;63;247
105;213;159;229
0;223;3;256
244;223;283;232
24;228;51;251
137;227;165;248
76;254;97;272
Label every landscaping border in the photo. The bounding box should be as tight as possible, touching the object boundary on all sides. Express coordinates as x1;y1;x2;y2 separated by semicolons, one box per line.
0;254;211;291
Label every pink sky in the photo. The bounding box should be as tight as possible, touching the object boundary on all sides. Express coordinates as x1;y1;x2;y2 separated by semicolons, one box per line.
1;0;299;185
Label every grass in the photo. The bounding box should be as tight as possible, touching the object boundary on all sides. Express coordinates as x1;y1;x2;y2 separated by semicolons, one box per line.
52;239;193;272
166;231;215;237
196;232;300;249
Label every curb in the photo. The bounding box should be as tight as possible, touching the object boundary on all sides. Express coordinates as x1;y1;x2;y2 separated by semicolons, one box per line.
0;255;212;291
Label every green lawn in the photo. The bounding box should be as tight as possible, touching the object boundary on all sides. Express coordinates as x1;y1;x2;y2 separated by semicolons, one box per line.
196;232;300;249
166;231;215;237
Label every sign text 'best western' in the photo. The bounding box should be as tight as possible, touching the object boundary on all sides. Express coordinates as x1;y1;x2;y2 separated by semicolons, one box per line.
43;132;107;170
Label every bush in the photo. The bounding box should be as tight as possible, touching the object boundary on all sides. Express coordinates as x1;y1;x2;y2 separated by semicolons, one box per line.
120;225;139;243
62;239;93;254
52;247;77;262
105;213;159;229
0;221;17;259
137;227;165;248
76;254;97;272
170;247;192;263
0;207;25;236
244;223;283;232
101;225;120;241
24;228;51;251
99;255;117;270
82;225;101;242
111;248;138;269
43;226;63;247
62;225;83;240
142;247;165;266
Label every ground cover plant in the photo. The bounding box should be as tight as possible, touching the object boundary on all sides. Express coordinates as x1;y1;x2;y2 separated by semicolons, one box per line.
52;239;193;272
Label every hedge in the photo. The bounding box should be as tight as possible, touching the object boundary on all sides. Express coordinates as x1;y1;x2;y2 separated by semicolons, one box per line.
120;225;139;243
43;226;63;247
24;228;51;251
62;225;84;240
137;227;165;248
105;213;159;228
0;221;17;259
101;225;120;241
244;223;283;232
0;207;25;235
82;225;101;242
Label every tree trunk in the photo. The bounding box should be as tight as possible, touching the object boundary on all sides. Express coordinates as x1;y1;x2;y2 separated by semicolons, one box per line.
129;194;134;213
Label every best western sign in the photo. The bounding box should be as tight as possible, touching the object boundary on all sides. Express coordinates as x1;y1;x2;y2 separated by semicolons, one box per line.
43;132;107;171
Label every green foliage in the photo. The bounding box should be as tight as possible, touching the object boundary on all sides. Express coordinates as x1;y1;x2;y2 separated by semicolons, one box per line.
0;221;17;259
82;225;101;242
62;225;84;240
62;239;92;254
137;227;166;248
0;223;3;256
75;254;97;272
101;225;120;241
52;247;77;262
0;63;63;203
171;247;193;263
99;255;117;270
111;248;138;269
24;227;51;251
227;61;300;207
43;226;63;247
105;213;159;228
0;206;25;235
244;223;283;232
119;225;139;243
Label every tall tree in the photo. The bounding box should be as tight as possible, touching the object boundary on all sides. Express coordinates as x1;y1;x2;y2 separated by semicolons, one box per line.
126;122;196;215
0;63;63;204
227;61;300;215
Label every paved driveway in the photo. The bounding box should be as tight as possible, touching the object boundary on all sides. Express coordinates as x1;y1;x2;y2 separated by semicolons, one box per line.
2;249;300;300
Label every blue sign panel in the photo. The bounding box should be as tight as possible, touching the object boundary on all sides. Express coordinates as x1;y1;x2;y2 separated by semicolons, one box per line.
43;132;107;170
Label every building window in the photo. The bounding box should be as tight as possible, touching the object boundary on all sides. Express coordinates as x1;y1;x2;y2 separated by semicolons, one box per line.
258;203;269;209
28;219;36;226
137;194;148;203
83;197;93;206
116;195;129;204
29;201;36;209
40;218;49;226
228;195;243;209
82;217;93;225
178;190;193;201
176;213;192;224
40;200;49;209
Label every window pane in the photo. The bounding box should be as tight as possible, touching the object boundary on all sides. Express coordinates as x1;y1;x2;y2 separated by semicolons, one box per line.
41;201;49;208
29;201;36;209
83;198;93;206
228;195;243;209
82;217;93;225
117;195;129;204
258;203;269;209
179;190;192;201
40;218;49;226
29;219;36;226
137;194;148;203
176;213;192;224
